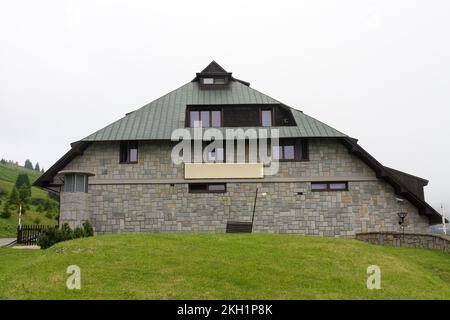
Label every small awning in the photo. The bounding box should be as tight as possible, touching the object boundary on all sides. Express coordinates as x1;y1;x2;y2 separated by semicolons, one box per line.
57;170;96;177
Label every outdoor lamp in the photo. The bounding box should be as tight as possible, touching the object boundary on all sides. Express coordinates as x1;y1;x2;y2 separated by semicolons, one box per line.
397;212;408;225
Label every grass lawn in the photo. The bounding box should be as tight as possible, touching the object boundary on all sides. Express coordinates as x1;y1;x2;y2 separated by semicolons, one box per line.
0;233;449;300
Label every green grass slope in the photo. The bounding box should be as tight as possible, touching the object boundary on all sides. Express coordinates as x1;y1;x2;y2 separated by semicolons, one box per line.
0;163;57;237
0;234;448;299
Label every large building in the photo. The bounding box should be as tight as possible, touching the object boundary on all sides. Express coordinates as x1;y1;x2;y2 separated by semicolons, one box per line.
34;61;442;236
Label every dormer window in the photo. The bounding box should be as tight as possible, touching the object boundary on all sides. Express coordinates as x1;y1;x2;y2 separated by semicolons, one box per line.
201;78;227;85
195;61;232;88
261;109;273;127
202;78;214;85
188;109;222;127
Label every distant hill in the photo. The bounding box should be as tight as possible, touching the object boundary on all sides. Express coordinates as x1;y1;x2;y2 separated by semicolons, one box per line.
0;163;48;199
0;162;58;237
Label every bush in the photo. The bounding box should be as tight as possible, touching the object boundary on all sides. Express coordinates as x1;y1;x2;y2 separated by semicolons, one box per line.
31;198;45;207
60;223;73;240
37;227;60;249
73;227;85;238
1;205;11;219
34;216;41;224
83;220;94;237
45;211;53;219
37;220;94;249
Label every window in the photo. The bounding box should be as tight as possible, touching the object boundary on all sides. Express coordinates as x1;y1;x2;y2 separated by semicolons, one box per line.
202;78;214;85
272;139;308;161
64;174;88;193
201;78;226;85
261;109;273;127
207;147;225;162
188;183;226;193
120;141;138;163
214;78;226;84
211;111;221;127
201;111;210;127
189;110;222;128
311;182;348;191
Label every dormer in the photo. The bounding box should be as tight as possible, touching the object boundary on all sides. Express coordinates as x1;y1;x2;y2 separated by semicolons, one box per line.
193;61;232;89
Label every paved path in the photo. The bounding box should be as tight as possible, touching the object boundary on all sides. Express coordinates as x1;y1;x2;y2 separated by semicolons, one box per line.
0;238;16;247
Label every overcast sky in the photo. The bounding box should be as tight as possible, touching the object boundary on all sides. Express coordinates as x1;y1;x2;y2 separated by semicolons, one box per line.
0;0;449;212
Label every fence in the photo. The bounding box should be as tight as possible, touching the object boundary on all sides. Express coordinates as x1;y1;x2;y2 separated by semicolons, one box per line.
17;225;54;245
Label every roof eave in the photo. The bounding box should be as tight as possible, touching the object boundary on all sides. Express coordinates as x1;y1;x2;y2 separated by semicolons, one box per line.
340;137;441;224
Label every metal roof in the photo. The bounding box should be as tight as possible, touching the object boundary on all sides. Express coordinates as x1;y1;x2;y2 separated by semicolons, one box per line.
82;80;347;141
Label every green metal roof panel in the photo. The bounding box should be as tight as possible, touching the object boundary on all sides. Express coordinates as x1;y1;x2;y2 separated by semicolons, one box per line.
82;81;347;141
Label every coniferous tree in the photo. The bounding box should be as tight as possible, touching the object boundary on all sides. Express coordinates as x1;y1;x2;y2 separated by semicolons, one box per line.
24;159;33;169
15;174;31;198
34;162;40;171
18;185;31;205
7;187;20;209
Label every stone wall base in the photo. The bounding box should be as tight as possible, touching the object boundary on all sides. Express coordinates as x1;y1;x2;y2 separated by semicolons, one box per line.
356;232;450;253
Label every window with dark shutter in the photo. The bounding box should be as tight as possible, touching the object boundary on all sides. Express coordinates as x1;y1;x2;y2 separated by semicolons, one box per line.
188;183;227;193
120;141;139;164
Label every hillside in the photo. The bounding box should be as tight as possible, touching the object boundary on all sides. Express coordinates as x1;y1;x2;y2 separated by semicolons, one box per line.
0;163;58;237
0;234;448;299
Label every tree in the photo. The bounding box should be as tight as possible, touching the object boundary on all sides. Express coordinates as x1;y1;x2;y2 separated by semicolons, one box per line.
24;159;33;170
15;174;31;198
18;185;30;205
0;158;6;164
7;187;20;208
41;168;45;173
34;162;40;171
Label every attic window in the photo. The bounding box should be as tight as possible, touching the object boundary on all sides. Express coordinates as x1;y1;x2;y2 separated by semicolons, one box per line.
201;78;227;85
202;78;214;85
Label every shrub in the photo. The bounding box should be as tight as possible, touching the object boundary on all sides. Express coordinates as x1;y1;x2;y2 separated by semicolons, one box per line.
73;227;85;238
83;220;94;237
60;223;73;240
45;212;53;219
37;220;94;249
37;227;60;249
34;216;41;224
31;198;45;207
0;205;11;219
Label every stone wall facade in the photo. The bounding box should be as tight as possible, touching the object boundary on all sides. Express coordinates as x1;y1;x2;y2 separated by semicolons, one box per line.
57;138;432;236
356;232;450;253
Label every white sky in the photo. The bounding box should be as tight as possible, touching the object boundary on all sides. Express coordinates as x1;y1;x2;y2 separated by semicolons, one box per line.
0;0;449;212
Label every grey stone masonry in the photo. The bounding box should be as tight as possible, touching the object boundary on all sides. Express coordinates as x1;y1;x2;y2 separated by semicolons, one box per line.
56;138;432;236
356;232;450;253
60;192;90;229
